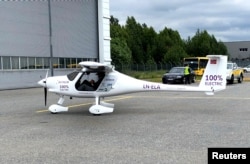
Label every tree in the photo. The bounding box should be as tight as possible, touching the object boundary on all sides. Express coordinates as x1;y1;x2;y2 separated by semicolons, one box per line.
163;45;188;65
141;25;157;64
125;16;145;64
110;16;228;66
110;15;127;39
110;16;132;65
154;27;185;63
185;29;228;57
111;37;132;65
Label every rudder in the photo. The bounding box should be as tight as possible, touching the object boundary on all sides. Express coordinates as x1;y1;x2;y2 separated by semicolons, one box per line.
199;55;228;93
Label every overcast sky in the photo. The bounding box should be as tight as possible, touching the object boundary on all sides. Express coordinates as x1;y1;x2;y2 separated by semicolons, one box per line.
110;0;250;42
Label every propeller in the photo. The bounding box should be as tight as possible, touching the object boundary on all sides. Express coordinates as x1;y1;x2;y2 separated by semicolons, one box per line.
44;86;47;106
43;70;49;106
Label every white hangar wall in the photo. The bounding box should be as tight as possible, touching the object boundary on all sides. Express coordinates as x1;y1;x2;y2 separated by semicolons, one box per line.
0;0;111;90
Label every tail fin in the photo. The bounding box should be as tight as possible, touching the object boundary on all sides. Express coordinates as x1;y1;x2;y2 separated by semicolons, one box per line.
199;55;228;95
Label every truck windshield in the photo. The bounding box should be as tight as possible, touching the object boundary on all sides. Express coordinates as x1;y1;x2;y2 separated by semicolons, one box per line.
227;64;233;69
184;60;198;70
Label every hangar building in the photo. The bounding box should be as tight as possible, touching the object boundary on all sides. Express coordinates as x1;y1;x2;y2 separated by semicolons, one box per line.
0;0;111;90
223;41;250;63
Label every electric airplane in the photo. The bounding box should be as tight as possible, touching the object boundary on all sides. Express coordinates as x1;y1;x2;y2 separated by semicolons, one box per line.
38;55;227;115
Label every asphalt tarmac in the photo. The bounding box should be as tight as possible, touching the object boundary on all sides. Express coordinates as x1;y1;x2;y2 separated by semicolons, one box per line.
1;82;250;164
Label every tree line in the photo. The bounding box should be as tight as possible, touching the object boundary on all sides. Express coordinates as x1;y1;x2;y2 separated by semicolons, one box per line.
110;16;228;66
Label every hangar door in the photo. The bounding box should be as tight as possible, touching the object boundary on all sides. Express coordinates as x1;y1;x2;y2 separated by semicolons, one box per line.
0;0;98;59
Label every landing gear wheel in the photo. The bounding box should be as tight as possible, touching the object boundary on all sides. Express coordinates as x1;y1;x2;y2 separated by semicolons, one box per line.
93;114;101;116
48;104;68;113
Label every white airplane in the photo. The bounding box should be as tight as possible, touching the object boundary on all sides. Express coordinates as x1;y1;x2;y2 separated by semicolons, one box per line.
38;55;227;115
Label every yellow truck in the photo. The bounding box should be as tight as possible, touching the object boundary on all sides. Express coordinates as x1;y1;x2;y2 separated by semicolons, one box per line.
226;62;244;84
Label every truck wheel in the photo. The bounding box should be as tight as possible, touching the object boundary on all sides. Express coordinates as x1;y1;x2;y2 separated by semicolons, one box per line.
229;75;234;84
238;74;243;83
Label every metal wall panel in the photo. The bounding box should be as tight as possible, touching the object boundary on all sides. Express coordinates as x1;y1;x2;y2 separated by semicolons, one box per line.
51;0;98;58
0;0;100;90
0;0;98;58
0;1;50;57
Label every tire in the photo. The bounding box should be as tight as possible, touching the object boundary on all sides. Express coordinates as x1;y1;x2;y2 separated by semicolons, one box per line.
229;75;234;84
238;74;243;83
162;78;167;84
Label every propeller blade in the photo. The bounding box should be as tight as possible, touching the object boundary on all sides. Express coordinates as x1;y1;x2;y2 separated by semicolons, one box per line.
45;69;48;79
44;87;47;106
43;70;49;106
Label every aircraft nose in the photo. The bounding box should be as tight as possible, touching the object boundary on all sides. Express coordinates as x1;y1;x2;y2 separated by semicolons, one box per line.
38;79;46;87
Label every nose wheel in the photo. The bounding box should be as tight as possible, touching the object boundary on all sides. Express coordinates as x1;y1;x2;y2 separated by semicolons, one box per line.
48;95;68;114
49;104;68;114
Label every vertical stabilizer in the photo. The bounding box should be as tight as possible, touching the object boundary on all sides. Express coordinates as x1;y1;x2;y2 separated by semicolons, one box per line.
199;55;227;94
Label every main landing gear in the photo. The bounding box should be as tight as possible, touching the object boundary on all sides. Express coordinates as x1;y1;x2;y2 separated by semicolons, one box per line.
48;96;114;115
89;97;114;115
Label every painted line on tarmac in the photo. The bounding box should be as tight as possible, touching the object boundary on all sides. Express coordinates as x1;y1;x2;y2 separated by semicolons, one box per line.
36;96;133;113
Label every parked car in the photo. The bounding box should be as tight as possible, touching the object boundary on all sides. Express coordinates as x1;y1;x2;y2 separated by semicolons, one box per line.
162;67;195;84
243;64;250;73
226;62;244;84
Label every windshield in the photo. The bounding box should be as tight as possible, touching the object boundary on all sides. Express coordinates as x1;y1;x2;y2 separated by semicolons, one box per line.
67;71;79;81
184;61;198;70
169;67;184;73
184;58;208;70
184;59;198;70
227;63;233;69
200;59;208;68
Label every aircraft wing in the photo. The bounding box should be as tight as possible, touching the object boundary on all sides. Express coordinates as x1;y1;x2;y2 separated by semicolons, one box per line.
79;61;113;72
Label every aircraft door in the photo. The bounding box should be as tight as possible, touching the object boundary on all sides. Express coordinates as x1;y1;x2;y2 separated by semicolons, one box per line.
75;72;105;91
96;74;117;92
